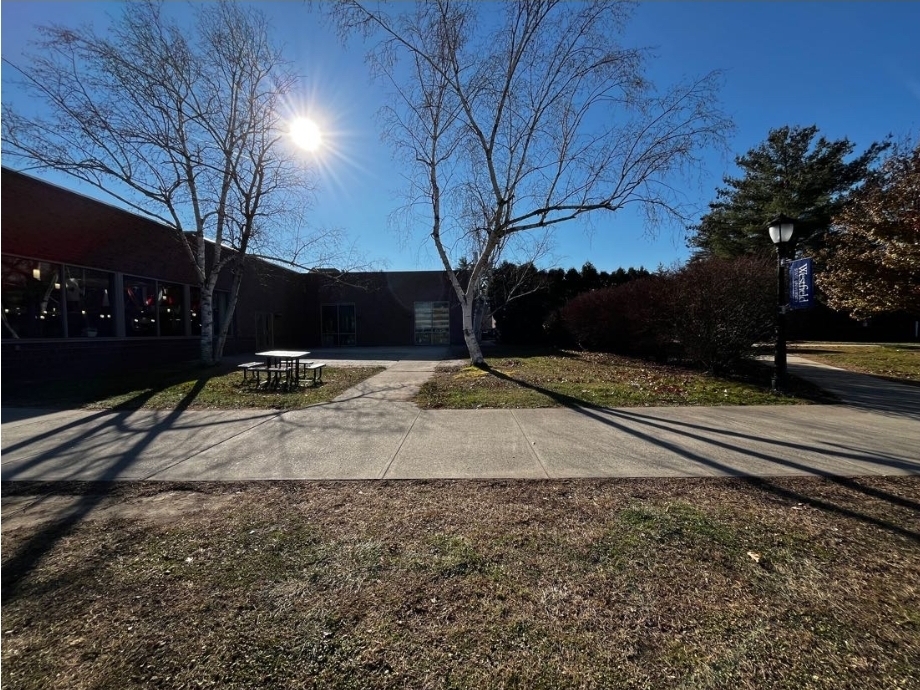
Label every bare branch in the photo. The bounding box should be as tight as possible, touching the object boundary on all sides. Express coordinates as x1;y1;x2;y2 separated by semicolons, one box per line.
3;0;322;364
331;0;733;363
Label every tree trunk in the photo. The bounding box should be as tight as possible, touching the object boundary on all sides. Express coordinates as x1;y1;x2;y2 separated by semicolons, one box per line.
461;299;485;365
215;267;244;363
199;288;216;366
471;295;484;344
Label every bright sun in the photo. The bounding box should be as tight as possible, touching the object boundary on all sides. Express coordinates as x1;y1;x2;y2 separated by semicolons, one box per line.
290;117;322;152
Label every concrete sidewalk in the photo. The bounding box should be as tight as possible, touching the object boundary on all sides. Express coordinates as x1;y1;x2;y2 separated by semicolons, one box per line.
2;354;918;481
787;355;920;418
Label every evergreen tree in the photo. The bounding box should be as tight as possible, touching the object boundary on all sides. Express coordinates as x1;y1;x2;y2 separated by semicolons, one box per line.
580;262;601;292
689;125;889;258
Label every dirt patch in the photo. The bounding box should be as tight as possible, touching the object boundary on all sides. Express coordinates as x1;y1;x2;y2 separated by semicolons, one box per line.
2;488;242;531
3;478;919;689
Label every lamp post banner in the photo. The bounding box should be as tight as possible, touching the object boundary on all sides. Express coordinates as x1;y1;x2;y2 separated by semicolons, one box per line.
788;258;814;310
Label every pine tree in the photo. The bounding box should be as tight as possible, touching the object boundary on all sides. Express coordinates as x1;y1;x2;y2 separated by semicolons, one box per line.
689;125;889;258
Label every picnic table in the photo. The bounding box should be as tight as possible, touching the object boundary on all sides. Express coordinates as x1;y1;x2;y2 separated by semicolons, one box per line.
247;350;310;389
238;350;326;390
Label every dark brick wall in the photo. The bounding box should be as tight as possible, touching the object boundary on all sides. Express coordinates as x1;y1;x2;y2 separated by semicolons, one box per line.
302;272;464;347
2;170;471;388
1;338;200;387
232;258;309;348
2;168;309;379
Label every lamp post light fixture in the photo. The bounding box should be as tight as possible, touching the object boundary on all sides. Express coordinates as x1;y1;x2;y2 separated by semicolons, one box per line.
768;213;795;392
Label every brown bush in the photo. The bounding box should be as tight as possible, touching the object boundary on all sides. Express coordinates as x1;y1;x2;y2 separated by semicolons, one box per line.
561;256;774;371
561;275;670;359
668;255;774;371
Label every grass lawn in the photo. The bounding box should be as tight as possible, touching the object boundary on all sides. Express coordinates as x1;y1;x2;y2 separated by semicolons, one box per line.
3;478;918;689
791;343;920;384
2;363;385;411
417;350;831;409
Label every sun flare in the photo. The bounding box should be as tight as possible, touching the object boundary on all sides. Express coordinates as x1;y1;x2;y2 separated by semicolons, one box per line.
290;117;322;152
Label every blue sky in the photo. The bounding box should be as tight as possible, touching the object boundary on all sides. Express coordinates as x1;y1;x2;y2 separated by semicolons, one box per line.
3;1;919;273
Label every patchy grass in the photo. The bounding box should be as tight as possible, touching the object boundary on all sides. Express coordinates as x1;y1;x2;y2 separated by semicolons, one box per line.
2;478;919;689
417;350;831;409
791;344;920;384
2;363;384;411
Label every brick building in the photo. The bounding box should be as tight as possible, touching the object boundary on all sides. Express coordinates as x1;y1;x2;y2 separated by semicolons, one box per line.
1;168;463;382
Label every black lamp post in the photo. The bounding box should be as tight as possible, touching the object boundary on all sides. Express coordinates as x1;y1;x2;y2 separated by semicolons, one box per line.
768;214;795;392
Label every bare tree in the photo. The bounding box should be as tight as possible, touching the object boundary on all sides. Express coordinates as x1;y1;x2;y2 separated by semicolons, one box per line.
331;0;731;363
818;140;920;320
2;0;334;365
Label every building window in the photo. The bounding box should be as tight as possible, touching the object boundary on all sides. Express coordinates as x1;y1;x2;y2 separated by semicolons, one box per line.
2;256;200;340
124;276;158;337
414;301;449;345
64;266;115;337
157;282;186;337
191;287;201;336
321;303;356;347
2;257;65;339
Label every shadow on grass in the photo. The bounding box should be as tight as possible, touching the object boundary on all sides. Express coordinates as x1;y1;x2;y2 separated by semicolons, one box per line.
482;364;920;544
474;354;834;406
0;371;259;604
10;362;237;410
479;345;582;361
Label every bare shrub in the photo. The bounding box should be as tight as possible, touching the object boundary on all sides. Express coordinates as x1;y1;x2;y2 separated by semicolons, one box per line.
668;255;774;371
562;276;670;359
562;256;774;371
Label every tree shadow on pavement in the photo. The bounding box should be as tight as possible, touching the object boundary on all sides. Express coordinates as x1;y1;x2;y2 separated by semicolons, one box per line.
483;365;920;544
1;374;267;604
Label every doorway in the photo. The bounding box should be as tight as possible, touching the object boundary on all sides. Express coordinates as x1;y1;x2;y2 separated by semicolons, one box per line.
255;311;274;350
321;303;356;347
414;301;450;345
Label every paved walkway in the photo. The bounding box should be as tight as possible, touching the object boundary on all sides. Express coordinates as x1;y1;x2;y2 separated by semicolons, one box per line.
1;352;918;481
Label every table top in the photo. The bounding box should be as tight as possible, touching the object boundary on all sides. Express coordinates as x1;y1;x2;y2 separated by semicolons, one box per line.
255;350;310;358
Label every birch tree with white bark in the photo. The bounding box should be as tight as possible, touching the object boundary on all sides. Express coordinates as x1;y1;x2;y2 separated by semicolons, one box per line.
331;0;731;363
2;0;332;365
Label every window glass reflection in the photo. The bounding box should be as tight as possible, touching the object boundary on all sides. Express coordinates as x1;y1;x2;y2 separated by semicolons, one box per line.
414;301;449;345
190;288;201;336
158;283;186;336
64;266;115;337
124;276;157;337
1;257;64;338
320;303;356;347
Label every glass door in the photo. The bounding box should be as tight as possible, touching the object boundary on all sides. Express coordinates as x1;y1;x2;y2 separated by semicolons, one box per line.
415;301;449;345
321;303;356;347
255;311;274;350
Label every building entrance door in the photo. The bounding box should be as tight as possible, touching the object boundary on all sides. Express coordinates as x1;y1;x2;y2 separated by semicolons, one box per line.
255;312;274;351
414;301;449;345
321;303;356;347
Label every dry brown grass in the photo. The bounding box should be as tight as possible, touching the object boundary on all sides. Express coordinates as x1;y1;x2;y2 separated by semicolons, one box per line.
2;364;384;411
3;478;919;689
791;344;920;384
417;350;832;409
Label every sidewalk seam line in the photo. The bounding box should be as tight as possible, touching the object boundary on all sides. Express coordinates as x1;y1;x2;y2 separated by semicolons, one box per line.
512;410;551;479
379;410;421;479
140;412;283;480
